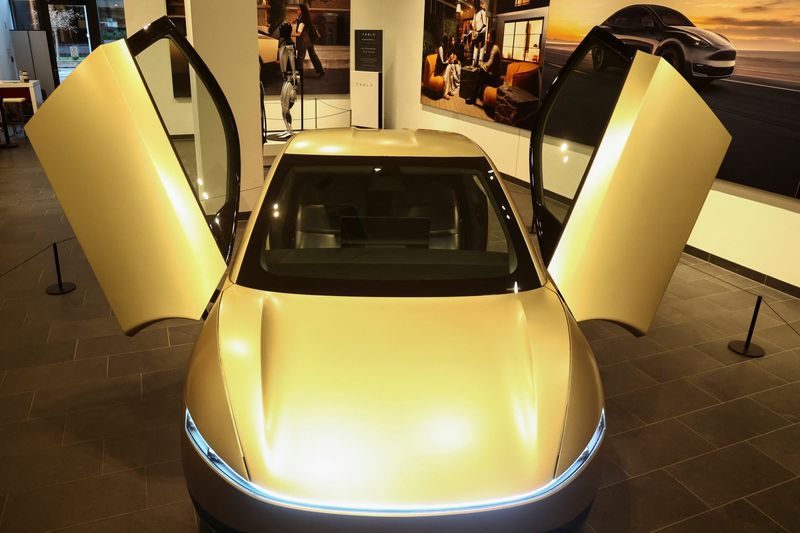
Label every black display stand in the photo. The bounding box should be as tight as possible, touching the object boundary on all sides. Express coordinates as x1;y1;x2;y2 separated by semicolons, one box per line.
728;295;765;357
45;241;76;295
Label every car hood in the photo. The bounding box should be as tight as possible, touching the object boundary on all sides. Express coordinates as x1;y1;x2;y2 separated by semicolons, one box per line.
672;26;732;48
215;283;573;512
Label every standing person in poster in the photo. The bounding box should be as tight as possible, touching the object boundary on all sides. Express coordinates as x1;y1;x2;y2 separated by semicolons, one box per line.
278;21;299;139
294;3;326;78
471;0;488;67
465;29;501;105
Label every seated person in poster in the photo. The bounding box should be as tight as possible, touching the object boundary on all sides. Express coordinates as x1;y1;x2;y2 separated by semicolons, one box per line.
444;36;462;99
465;30;501;105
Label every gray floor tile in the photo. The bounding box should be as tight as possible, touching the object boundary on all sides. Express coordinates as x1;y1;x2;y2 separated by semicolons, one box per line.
679;398;790;447
142;368;185;398
756;323;800;350
0;441;102;493
604;397;645;436
746;478;800;532
766;298;800;323
704;290;773;312
666;443;794;507
108;344;192;378
657;499;784;533
606;419;713;476
753;348;800;382
146;460;190;507
103;425;181;474
167;323;203;346
0;468;147;532
47;316;122;343
0;357;108;396
632;346;724;382
0;392;33;424
647;322;727;350
52;501;196;533
75;328;168;359
700;307;781;336
0;416;65;458
0;338;76;371
614;380;719;423
587;470;707;533
599;363;657;397
751;382;800;423
30;374;142;418
63;394;182;444
749;424;800;474
666;278;732;300
694;337;783;365
589;334;666;366
689;363;786;402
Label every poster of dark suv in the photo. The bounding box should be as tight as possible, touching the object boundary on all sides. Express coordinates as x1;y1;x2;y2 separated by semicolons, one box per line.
544;2;800;199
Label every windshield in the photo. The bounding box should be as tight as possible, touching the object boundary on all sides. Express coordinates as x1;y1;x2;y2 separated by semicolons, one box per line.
236;155;540;296
652;6;694;27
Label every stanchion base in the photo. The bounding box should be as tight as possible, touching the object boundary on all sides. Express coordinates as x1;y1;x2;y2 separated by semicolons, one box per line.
728;340;765;358
46;282;76;295
0;142;18;149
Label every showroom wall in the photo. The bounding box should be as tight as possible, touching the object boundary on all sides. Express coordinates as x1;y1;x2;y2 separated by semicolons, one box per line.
124;0;193;135
0;2;17;80
352;0;800;289
125;0;262;211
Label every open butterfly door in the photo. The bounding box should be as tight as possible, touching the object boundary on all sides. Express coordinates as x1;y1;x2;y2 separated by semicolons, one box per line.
25;17;240;335
530;28;730;335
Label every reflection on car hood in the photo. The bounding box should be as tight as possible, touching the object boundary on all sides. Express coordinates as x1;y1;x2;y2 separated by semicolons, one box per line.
672;26;732;48
215;283;572;511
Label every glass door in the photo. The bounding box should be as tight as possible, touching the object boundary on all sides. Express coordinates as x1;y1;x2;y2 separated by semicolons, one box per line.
46;0;101;82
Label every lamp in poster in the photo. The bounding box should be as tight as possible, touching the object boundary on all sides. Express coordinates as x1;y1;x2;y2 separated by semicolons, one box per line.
420;0;552;130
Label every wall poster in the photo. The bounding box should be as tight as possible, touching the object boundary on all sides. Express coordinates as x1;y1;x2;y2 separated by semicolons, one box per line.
545;1;799;198
420;0;551;130
421;0;799;199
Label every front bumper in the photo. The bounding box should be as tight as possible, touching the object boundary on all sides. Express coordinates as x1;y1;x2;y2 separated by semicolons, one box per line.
182;430;603;533
686;48;735;78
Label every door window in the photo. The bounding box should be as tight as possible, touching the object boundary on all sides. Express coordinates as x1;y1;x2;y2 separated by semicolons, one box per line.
127;18;240;261
529;28;634;263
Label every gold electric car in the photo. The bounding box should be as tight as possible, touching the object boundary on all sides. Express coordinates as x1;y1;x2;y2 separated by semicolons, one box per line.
26;18;729;533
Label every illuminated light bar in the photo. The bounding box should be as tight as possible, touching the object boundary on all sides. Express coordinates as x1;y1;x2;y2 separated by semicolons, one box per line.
184;408;605;516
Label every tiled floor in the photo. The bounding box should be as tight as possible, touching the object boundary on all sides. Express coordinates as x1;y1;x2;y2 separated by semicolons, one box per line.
1;139;799;532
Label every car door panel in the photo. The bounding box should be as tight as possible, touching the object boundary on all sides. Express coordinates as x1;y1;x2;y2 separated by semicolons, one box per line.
531;28;730;335
25;17;239;335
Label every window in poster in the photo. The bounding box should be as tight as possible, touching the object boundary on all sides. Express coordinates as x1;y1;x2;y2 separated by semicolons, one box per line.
502;18;542;62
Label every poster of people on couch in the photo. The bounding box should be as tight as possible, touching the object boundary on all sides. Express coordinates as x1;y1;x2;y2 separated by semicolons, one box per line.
420;0;551;130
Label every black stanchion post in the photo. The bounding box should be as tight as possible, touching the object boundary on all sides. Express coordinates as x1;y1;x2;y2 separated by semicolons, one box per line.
728;295;765;357
46;241;77;295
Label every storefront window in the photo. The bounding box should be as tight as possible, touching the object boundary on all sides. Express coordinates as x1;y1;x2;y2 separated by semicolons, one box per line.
97;0;126;43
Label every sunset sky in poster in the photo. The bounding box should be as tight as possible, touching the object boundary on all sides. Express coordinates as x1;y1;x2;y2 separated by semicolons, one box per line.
547;0;800;51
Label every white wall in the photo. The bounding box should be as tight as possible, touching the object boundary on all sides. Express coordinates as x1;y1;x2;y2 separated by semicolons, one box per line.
689;182;800;287
186;0;261;211
125;0;262;211
352;0;800;289
0;2;17;80
124;0;193;135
